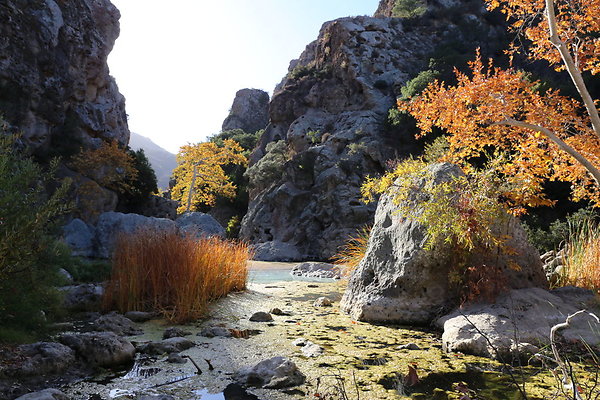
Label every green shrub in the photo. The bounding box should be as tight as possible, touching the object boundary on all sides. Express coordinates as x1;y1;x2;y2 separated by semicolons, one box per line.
244;140;288;190
119;147;159;212
399;69;439;100
392;0;427;18
0;127;71;341
226;215;242;239
524;207;599;253
306;130;322;144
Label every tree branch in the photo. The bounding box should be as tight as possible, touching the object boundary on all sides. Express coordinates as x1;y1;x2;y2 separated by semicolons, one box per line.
545;0;600;138
493;118;600;185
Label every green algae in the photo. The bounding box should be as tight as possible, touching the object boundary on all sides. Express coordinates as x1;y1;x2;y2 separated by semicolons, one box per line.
61;281;600;399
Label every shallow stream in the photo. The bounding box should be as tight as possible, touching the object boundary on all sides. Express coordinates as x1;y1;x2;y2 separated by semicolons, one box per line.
60;266;568;400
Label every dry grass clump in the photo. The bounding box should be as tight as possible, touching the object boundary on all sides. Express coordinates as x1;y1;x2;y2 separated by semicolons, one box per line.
103;229;251;323
333;226;371;276
563;220;600;292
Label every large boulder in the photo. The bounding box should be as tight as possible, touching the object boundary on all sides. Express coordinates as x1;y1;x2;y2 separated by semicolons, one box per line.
341;163;547;325
221;89;270;134
94;212;177;258
291;262;342;279
175;212;225;238
436;287;600;359
59;332;135;368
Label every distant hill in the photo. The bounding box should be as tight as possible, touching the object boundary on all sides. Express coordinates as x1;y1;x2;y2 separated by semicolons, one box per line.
129;133;177;190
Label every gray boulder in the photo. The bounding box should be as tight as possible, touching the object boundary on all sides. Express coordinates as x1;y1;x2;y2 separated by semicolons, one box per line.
91;312;143;336
249;312;273;322
252;241;304;262
95;212;177;258
341;163;547;325
222;89;270;134
436;287;600;359
137;337;195;355
291;262;342;279
162;327;191;339
234;356;306;388
62;219;95;257
175;212;225;238
59;332;135;368
15;389;69;400
60;284;104;312
17;342;76;376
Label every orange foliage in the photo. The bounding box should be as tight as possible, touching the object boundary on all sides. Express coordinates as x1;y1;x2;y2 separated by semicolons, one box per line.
401;0;600;211
401;55;600;210
71;141;137;193
103;230;251;323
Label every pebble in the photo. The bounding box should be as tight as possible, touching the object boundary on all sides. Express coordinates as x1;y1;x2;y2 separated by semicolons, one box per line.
313;297;332;307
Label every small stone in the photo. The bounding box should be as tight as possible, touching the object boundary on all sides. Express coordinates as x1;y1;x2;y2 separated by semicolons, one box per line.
249;311;273;322
307;284;319;288
91;312;143;336
234;356;305;388
163;327;191;339
313;297;332;307
301;341;324;357
167;352;187;364
198;326;232;338
397;343;421;350
270;307;286;315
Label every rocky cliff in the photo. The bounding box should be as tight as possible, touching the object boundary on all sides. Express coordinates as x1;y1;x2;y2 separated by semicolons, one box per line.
240;0;508;260
0;0;129;220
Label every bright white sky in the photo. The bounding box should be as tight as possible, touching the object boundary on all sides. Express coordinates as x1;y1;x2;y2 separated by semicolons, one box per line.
108;0;380;154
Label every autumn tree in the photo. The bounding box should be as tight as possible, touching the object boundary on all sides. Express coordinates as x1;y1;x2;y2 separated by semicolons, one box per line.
71;140;138;194
401;0;600;211
171;139;246;213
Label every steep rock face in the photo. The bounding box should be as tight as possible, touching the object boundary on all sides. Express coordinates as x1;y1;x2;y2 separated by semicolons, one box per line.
0;0;129;154
240;15;436;259
222;89;270;134
241;0;510;260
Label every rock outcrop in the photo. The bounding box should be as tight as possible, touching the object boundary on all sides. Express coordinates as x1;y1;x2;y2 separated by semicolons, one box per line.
341;163;548;325
240;0;509;260
221;89;270;134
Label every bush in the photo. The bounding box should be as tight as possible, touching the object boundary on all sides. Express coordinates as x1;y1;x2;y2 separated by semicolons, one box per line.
104;230;252;323
244;140;288;190
524;207;598;253
0;129;71;340
399;69;439;100
392;0;427;19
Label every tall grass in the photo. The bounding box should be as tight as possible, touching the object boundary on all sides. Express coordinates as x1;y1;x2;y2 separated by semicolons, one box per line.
333;226;371;275
103;230;251;323
563;219;600;292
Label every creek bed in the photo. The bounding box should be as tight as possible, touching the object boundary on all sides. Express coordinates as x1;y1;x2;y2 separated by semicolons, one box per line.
61;279;565;399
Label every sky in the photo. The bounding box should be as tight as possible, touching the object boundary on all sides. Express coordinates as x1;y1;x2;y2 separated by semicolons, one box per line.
108;0;380;154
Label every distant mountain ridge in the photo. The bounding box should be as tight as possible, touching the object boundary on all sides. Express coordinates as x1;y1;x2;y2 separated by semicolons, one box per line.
129;132;177;190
